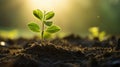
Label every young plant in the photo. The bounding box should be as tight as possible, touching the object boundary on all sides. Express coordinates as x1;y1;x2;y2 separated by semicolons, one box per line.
28;9;61;40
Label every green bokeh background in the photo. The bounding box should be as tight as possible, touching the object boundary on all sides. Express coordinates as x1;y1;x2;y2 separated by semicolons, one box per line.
0;0;120;38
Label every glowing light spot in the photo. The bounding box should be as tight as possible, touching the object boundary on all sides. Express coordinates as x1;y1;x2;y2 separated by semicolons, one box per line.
29;0;69;10
89;27;99;37
0;41;6;46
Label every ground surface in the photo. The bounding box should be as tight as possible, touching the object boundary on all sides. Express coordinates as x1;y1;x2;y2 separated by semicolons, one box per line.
0;34;120;67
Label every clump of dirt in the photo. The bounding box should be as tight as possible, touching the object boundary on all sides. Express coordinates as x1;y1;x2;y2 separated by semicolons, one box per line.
0;35;120;67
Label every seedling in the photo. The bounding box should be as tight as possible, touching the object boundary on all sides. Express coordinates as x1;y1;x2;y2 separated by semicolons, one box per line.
88;27;106;41
28;9;61;40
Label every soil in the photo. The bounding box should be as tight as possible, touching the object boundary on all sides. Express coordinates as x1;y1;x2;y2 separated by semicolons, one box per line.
0;34;120;67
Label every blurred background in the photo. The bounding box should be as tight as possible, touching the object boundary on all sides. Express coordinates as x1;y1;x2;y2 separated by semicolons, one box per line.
0;0;120;38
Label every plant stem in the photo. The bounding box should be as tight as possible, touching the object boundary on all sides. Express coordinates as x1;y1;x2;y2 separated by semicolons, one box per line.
41;11;45;40
41;22;44;40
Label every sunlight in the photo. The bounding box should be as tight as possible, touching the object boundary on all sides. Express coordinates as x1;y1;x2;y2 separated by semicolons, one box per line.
30;0;69;10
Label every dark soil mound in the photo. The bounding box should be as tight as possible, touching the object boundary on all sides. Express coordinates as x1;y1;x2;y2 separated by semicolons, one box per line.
0;35;120;67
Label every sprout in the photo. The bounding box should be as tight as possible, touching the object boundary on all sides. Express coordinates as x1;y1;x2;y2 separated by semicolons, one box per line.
28;9;61;40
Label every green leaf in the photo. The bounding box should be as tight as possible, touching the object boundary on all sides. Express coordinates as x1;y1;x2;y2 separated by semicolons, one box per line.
33;9;43;20
45;11;54;20
44;21;53;26
28;23;40;32
46;25;60;33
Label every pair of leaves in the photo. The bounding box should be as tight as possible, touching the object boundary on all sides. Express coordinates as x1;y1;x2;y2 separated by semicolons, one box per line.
28;23;60;33
29;9;60;35
33;9;54;20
